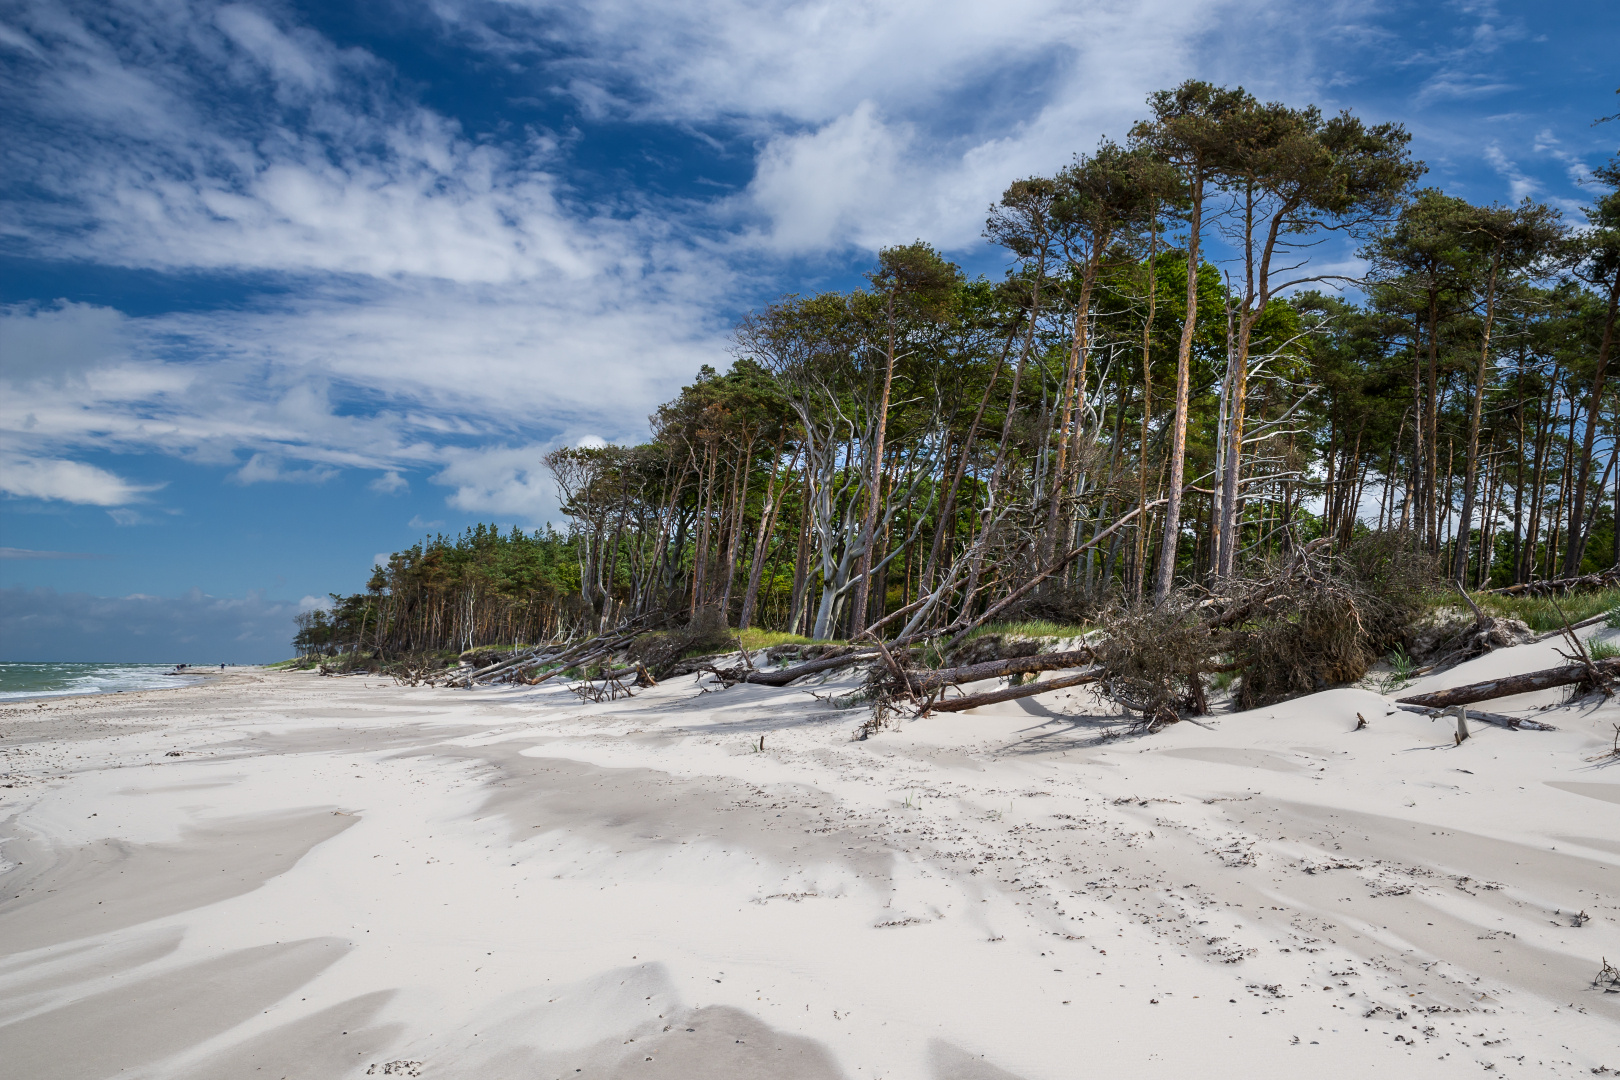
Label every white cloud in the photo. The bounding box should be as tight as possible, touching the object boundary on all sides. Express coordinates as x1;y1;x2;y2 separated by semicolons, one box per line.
433;443;566;525
369;470;408;493
0;454;159;505
231;453;340;485
213;4;339;96
0;0;1585;541
0;546;108;559
1483;143;1539;202
0;301;128;382
742;101;910;253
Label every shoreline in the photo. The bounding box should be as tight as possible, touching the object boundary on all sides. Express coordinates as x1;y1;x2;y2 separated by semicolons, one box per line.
1;647;1617;1078
0;664;239;705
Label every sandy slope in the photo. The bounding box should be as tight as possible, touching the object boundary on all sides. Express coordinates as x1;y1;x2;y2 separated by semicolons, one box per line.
0;641;1616;1079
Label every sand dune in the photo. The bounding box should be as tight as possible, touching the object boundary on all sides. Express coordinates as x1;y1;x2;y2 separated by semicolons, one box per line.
1;641;1616;1078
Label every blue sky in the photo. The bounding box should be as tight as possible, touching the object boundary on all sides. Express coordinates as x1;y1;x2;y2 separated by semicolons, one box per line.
1;0;1616;662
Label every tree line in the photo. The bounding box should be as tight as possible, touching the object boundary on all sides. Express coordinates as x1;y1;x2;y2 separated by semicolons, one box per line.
296;80;1620;660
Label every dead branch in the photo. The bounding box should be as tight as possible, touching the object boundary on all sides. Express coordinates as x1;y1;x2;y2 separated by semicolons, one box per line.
1481;569;1620;596
923;670;1100;714
905;647;1096;695
1394;704;1556;731
1396;658;1620;709
730;648;882;687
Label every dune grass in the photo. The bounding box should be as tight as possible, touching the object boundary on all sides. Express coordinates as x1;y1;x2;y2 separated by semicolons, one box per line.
962;619;1092;641
1585;636;1620;662
736;628;843;651
1478;587;1620;633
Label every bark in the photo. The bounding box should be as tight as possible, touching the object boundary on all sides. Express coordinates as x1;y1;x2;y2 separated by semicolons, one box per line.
1563;269;1620;574
1452;247;1502;582
1396;658;1620;709
1155;193;1203;602
736;649;882;687
908;647;1096;694
924;671;1100;714
1135;212;1160;604
739;436;793;630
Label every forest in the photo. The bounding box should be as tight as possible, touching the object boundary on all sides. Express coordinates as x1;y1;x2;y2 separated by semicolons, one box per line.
294;80;1620;704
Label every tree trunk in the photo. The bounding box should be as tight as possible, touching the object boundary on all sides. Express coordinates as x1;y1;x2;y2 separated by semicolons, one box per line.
1563;269;1620;574
925;671;1100;714
1154;193;1203;603
1397;658;1619;709
1452;249;1502;582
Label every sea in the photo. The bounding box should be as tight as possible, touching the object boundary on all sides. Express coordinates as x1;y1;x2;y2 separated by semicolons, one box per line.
0;662;211;702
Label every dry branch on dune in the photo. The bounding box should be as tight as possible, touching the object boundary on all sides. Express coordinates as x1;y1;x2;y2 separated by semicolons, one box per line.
1396;658;1620;710
924;670;1101;714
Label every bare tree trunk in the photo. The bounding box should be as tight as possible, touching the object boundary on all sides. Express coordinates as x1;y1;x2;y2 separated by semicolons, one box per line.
1452;249;1502;582
1563;270;1620;574
739;437;794;630
1154;220;1202;602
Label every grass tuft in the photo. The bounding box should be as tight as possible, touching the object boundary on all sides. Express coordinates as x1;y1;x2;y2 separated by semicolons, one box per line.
1585;636;1620;662
963;619;1092;641
1478;587;1620;633
736;628;842;651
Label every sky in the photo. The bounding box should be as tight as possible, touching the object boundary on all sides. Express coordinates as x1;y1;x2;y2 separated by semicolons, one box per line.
1;0;1616;662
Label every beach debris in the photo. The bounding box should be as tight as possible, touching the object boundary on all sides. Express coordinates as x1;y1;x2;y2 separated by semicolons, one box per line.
1481;568;1620;597
923;670;1100;715
1396;656;1619;710
1593;957;1620;992
1395;704;1554;731
1587;724;1620;762
1354;713;1368;730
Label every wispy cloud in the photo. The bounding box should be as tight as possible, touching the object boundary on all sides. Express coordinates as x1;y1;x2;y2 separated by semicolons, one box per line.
0;0;1599;532
1483;143;1539;201
0;454;161;505
0;547;110;559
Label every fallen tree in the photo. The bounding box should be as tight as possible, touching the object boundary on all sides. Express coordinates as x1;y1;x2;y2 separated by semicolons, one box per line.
904;647;1096;695
1481;569;1620;596
925;670;1100;714
730;648;882;687
1396;658;1620;709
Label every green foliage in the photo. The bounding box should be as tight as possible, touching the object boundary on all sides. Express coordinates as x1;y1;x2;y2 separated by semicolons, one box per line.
737;628;837;651
964;620;1091;641
301;87;1613;702
1479;588;1620;633
1585;636;1620;662
1379;647;1417;693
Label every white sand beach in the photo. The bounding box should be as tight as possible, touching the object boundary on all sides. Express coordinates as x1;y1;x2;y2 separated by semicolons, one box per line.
2;640;1617;1079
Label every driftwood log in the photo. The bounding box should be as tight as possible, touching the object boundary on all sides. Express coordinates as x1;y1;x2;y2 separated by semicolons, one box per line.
1396;657;1620;709
732;649;882;687
1394;704;1555;731
924;671;1100;714
906;648;1096;695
